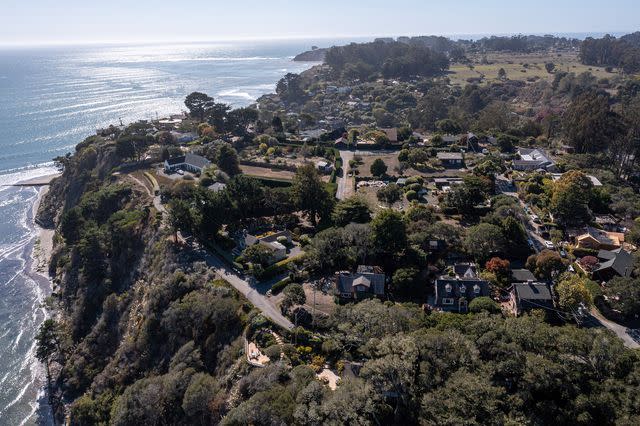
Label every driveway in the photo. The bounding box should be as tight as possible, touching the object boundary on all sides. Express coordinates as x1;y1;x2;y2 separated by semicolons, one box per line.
496;177;545;253
194;245;294;330
589;308;640;349
336;150;355;200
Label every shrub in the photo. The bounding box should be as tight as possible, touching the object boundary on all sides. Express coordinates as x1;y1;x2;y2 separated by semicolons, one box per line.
469;297;501;313
405;190;418;201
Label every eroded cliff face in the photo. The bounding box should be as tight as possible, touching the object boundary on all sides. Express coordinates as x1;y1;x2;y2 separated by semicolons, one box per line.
36;136;121;229
37;135;247;425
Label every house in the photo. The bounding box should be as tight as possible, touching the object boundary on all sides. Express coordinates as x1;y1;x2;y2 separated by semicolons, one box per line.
316;160;334;174
508;282;554;316
434;177;463;190
551;173;602;187
381;128;398;144
336;265;386;299
575;226;624;251
157;117;183;130
437;152;464;168
594;214;620;232
242;230;293;264
300;129;326;141
334;136;349;148
440;134;460;145
170;131;198;143
512;148;555;171
510;268;537;283
207;182;227;193
592;248;634;281
466;132;480;152
434;263;490;312
164;153;211;174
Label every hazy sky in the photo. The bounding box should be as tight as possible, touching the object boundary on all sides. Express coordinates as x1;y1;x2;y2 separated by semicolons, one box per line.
2;0;637;45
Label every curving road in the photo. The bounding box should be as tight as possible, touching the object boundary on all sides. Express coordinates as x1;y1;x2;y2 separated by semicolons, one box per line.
130;170;293;330
198;246;294;330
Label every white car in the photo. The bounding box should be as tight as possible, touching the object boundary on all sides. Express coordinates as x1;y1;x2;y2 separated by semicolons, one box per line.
176;169;184;175
543;240;555;250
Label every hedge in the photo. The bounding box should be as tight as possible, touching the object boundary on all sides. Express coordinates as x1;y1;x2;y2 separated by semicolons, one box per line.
246;176;293;188
259;254;305;281
271;277;292;295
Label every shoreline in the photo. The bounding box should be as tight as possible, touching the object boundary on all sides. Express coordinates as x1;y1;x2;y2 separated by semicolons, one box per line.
14;173;61;187
30;185;55;281
26;184;56;425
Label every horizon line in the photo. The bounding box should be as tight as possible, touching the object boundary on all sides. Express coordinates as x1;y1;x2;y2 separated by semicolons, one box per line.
0;30;635;49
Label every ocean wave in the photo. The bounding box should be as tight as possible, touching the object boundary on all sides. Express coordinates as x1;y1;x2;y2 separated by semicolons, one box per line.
92;56;282;64
0;163;59;188
217;89;255;100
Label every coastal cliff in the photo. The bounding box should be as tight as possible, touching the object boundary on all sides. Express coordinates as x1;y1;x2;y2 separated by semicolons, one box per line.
293;47;327;62
35;135;248;424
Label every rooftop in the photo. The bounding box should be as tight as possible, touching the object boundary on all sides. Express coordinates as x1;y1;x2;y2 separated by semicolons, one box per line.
512;282;552;301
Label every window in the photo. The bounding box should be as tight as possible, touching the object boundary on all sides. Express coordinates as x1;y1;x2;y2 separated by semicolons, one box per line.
442;298;454;305
473;284;481;294
445;283;452;293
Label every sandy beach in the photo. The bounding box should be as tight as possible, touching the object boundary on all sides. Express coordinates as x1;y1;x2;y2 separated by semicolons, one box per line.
31;185;55;279
15;173;61;187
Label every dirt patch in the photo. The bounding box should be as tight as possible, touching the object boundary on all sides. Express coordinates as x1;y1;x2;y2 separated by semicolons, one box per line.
240;165;296;180
356;185;411;213
303;283;337;316
241;164;330;182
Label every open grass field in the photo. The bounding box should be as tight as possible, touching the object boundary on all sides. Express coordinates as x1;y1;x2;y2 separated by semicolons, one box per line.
448;50;615;86
240;164;330;182
354;151;401;178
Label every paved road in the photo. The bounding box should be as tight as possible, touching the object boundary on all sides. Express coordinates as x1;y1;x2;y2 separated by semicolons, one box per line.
336;150;355;200
589;308;640;349
129;171;293;330
197;247;294;330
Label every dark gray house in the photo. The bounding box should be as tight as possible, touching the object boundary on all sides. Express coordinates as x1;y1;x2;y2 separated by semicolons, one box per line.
592;248;634;282
508;282;553;316
336;266;385;300
510;269;537;283
434;263;490;313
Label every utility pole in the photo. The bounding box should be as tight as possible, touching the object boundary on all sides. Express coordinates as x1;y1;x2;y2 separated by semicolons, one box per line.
312;281;317;332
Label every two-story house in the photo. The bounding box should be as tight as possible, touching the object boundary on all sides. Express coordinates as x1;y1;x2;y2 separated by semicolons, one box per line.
434;263;490;313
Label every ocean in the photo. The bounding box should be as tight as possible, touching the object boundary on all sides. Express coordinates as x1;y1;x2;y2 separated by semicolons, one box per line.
0;38;351;425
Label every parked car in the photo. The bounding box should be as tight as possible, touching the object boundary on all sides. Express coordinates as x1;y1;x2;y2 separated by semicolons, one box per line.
544;240;555;250
530;214;541;224
176;169;184;175
559;248;567;258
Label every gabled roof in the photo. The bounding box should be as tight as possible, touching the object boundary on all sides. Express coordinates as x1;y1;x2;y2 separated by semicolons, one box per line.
578;227;623;247
517;148;552;164
437;152;463;160
165;155;186;166
511;269;536;283
337;268;385;295
435;277;490;300
453;263;478;279
184;153;211;170
511;282;552;301
594;248;633;278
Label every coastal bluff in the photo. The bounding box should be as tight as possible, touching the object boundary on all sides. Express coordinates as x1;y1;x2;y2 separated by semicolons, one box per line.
293;47;327;62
